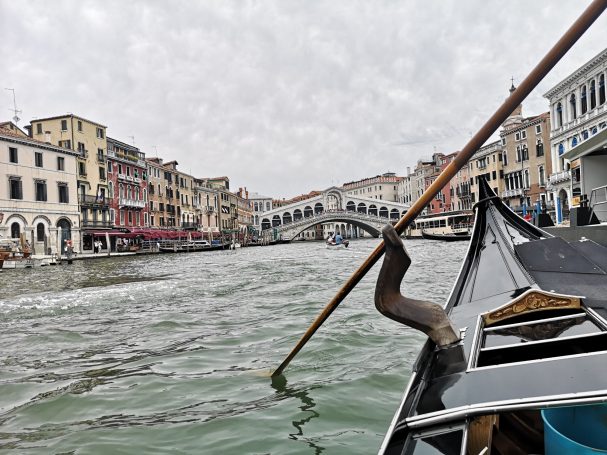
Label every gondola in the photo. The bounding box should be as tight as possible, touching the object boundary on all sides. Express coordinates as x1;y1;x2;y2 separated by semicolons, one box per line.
376;177;607;454
420;230;471;242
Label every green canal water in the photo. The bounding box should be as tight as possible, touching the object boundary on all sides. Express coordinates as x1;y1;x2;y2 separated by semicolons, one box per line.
0;238;467;454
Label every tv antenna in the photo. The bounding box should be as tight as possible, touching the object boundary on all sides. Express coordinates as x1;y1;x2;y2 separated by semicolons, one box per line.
4;88;21;124
128;135;135;145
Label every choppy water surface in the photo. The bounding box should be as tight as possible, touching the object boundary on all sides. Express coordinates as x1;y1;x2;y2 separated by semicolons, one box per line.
0;238;466;454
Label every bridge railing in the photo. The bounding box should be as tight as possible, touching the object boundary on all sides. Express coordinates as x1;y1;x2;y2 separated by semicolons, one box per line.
263;209;397;233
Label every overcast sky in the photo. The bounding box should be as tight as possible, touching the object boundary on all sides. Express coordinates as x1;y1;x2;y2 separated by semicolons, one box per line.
2;1;606;198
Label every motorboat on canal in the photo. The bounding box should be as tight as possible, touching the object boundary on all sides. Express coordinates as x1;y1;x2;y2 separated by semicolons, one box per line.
158;240;228;253
376;177;607;454
420;230;471;242
406;210;474;241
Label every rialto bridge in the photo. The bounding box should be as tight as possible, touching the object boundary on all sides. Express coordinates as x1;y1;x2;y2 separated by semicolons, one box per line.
259;186;410;241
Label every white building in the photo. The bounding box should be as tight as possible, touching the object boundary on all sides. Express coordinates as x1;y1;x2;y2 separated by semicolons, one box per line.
544;47;607;223
248;191;274;230
1;124;80;255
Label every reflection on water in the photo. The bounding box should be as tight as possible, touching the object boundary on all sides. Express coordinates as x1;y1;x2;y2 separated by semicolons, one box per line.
272;374;324;454
0;238;467;454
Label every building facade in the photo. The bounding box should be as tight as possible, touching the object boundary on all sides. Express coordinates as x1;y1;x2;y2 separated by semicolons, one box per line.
468;140;505;205
342;172;404;202
544;47;607;223
29;114;110;231
107;138;148;229
1;125;80;255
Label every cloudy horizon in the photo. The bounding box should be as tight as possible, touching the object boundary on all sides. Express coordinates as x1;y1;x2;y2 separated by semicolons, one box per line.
2;0;606;199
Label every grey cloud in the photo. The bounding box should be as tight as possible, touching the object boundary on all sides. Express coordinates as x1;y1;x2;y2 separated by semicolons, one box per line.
1;0;605;198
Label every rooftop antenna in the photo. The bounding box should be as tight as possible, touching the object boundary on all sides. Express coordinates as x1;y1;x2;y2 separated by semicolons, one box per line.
152;145;158;155
4;88;21;124
128;135;135;146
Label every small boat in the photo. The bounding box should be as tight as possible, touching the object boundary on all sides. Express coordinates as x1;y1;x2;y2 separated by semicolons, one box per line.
376;177;607;454
326;239;349;249
420;230;471;242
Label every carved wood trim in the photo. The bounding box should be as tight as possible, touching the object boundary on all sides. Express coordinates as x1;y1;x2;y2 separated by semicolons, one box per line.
482;289;583;326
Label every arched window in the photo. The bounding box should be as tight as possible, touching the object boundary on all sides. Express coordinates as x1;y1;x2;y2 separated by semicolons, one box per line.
599;75;606;105
569;93;577;120
558;143;565;156
581;86;588;114
572;136;578;147
536;140;544;157
11;222;20;239
590;80;597;110
36;223;45;242
143;189;147;202
108;181;114;199
556;102;563;127
119;184;124;198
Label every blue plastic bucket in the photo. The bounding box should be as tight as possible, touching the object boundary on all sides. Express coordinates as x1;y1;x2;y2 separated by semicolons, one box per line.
542;404;607;454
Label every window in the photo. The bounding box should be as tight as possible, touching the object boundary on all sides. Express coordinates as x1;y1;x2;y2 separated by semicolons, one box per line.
77;120;83;132
99;167;106;180
77;142;85;153
590;80;596;110
600;75;606;105
515;132;520;141
501;137;506;145
536;140;544;157
36;123;42;134
36;223;45;241
57;156;65;171
581;86;588;114
97;148;104;161
61;119;68;131
9;176;22;199
536;124;542;135
556;102;563;127
120;210;125;225
79;162;86;176
522;147;529;161
110;209;115;224
521;130;527;139
59;140;71;149
108;181;114;198
11;222;20;239
128;211;133;224
539;165;545;186
570;93;577;120
35;152;43;167
502;151;508;166
9;147;18;163
58;183;69;203
96;127;104;139
35;180;47;201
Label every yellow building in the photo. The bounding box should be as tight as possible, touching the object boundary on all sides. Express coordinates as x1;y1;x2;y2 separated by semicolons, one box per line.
29;115;110;230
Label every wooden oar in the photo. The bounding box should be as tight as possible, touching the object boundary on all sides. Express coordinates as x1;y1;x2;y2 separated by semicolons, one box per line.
272;0;607;378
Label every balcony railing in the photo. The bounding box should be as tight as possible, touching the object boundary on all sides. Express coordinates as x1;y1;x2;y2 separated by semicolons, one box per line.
501;188;524;198
81;220;112;229
119;197;146;208
549;170;571;185
78;194;109;206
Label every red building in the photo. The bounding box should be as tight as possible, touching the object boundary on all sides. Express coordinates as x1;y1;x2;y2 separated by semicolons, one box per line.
106;137;149;228
425;152;457;214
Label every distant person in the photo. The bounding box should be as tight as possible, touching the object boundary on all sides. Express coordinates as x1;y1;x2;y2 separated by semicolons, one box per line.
335;232;343;245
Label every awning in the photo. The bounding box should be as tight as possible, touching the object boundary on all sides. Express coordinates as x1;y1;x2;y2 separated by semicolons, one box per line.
88;231;141;238
562;128;607;161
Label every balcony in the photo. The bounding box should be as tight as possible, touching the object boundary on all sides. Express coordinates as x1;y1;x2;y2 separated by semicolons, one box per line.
501;188;524;198
181;222;200;229
81;220;112;229
96;153;106;163
549;170;571;185
119;197;146;209
205;206;215;213
134;177;141;184
78;194;109;207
